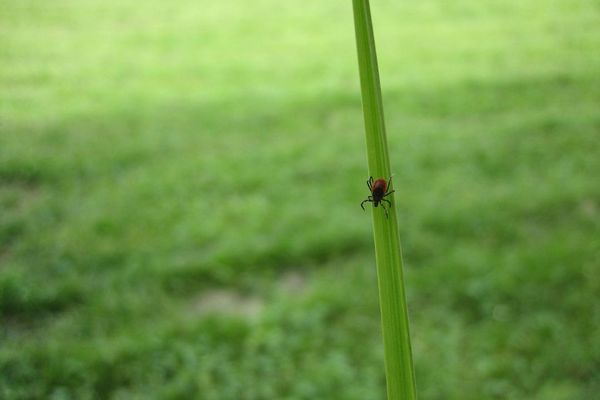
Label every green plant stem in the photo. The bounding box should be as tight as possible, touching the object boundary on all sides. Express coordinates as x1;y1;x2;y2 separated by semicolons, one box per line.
352;1;417;399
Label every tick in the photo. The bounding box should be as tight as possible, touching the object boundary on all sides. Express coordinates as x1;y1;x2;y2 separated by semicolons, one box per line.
361;176;395;218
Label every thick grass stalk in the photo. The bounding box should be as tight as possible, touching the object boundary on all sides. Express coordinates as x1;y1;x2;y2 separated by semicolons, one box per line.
351;1;417;399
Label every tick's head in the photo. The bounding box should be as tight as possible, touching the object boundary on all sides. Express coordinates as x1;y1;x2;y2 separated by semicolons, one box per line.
373;200;379;207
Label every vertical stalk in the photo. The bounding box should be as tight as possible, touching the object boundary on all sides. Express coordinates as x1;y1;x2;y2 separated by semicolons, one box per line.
351;1;417;399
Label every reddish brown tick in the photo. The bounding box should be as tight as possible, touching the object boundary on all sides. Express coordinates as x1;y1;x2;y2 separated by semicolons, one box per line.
361;176;394;218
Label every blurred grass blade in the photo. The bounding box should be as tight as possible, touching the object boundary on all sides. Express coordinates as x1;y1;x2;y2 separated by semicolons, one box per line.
352;1;417;399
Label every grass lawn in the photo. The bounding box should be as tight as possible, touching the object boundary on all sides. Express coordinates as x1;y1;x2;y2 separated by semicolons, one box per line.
1;1;599;398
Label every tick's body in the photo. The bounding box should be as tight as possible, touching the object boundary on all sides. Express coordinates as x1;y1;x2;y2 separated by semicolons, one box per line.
361;176;394;217
370;178;388;200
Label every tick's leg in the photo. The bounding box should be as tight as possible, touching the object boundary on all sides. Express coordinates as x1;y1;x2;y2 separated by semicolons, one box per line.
383;190;395;197
381;202;389;218
382;198;392;216
367;178;372;191
360;198;372;211
386;175;393;191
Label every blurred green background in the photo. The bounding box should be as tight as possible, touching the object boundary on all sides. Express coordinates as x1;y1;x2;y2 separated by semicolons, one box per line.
1;1;599;399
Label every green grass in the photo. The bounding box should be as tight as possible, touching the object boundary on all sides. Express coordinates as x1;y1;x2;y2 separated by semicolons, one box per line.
352;1;416;398
1;0;599;399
